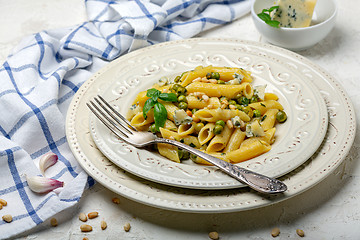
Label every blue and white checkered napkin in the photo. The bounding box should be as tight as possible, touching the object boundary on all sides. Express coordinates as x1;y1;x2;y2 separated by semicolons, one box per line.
0;0;250;238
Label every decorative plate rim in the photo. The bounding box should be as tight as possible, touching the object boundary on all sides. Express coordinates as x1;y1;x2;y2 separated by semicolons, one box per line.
65;38;356;213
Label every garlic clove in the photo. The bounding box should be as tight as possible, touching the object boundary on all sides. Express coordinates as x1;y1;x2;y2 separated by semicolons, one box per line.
39;153;58;175
26;176;64;193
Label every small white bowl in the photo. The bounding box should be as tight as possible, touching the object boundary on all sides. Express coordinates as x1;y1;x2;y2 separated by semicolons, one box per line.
251;0;337;51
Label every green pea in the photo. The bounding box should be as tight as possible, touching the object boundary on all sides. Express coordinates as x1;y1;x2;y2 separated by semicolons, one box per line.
241;106;251;114
235;104;242;110
194;122;204;133
211;72;220;80
251;95;258;103
172;84;181;92
237;96;249;106
178;102;188;110
217;80;225;84
276;110;287;123
206;72;212;79
182;151;190;160
253;109;261;118
228;100;237;106
178;95;187;102
176;86;187;95
192;108;198;114
213;125;224;135
215;120;225;127
149;124;157;133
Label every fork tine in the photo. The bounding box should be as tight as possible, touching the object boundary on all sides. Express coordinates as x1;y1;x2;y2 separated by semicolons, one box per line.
97;95;138;132
93;96;134;134
88;100;130;138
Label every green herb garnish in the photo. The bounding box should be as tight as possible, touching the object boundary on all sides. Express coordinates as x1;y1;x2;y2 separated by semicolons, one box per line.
257;6;280;28
143;88;177;131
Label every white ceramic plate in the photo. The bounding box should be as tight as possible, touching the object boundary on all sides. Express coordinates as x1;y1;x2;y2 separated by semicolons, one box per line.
65;38;355;212
88;38;328;190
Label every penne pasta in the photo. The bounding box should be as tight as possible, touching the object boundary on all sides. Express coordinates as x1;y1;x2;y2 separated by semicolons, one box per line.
128;65;287;165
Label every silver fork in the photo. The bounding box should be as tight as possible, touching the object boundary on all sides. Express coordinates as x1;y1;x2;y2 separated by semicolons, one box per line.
87;95;287;194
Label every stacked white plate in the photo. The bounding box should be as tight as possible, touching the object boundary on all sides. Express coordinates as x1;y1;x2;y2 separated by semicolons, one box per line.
66;38;356;213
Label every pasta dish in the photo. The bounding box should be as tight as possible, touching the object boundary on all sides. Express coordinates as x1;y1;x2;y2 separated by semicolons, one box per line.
127;66;287;165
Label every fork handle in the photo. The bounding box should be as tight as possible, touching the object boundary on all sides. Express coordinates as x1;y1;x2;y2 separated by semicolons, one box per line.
154;138;287;194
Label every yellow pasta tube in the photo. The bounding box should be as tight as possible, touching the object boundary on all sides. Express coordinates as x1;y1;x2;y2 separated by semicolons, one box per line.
211;67;253;82
178;123;195;137
261;127;276;145
157;144;180;163
264;93;279;101
242;82;254;99
182;135;201;148
186;96;221;109
159;127;180;141
249;100;284;115
226;139;271;163
186;82;249;99
191;151;229;165
180;65;213;86
261;109;279;131
130;111;154;127
164;119;177;132
206;125;233;152
223;128;246;152
194;109;250;122
198;123;215;145
162;102;179;121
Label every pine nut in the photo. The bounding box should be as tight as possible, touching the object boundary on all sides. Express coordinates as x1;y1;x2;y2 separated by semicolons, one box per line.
124;222;131;232
2;214;12;223
87;211;98;219
209;79;218;84
226;120;233;129
271;227;280;237
202;95;209;102
208;231;219;240
79;212;87;222
101;220;107;230
112;197;120;204
80;224;93;232
0;199;7;206
229;104;236;110
296;229;305;237
50;218;58;227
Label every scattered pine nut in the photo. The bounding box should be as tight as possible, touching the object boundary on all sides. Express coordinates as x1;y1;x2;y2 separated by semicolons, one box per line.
112;197;121;204
124;222;131;232
2;214;12;223
79;212;88;222
226;119;234;129
208;231;219;240
50;218;58;227
296;229;305;237
271;227;280;237
80;224;93;232
202;95;209;102
101;220;107;230
0;199;7;206
87;212;98;219
186;110;192;117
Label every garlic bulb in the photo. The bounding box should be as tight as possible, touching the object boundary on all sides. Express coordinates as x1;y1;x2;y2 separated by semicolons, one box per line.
39;153;58;175
26;176;64;193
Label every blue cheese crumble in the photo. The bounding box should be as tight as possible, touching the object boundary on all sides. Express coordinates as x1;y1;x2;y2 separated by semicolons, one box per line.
173;109;192;125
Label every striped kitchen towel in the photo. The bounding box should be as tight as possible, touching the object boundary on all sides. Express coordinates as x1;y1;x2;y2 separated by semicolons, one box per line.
0;0;251;238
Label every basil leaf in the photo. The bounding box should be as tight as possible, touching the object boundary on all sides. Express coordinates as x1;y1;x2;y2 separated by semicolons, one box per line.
268;6;279;12
266;20;280;28
153;102;167;130
257;12;271;22
143;98;156;119
146;88;160;99
159;92;178;102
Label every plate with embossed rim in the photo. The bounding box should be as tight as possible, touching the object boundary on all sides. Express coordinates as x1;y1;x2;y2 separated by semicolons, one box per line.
66;38;355;212
87;38;328;190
